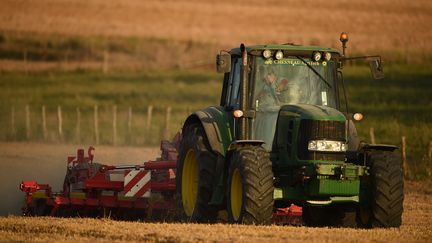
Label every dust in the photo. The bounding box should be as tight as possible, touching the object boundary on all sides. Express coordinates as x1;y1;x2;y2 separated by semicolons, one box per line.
0;142;160;215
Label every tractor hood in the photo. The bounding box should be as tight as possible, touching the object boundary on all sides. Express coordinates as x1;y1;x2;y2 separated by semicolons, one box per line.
272;104;348;165
279;104;346;122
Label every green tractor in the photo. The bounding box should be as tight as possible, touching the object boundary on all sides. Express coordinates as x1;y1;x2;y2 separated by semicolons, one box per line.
176;33;404;227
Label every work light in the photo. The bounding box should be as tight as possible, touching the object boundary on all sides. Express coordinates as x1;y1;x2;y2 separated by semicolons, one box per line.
323;52;332;61
263;49;272;59
312;52;321;62
275;50;284;60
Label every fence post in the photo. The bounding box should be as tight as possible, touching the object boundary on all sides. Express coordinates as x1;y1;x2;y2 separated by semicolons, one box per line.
127;106;133;144
25;105;30;140
76;107;81;144
112;105;117;146
401;136;409;179
164;106;172;140
94;105;99;145
11;106;16;140
146;105;153;131
57;106;63;141
369;127;376;144
128;106;132;134
42;106;47;141
103;49;109;74
428;141;432;176
23;49;28;74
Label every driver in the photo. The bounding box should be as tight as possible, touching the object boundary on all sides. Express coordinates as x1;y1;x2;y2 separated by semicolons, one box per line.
254;66;289;149
256;67;290;109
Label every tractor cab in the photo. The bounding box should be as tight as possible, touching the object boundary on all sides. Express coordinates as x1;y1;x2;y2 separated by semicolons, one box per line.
219;45;342;151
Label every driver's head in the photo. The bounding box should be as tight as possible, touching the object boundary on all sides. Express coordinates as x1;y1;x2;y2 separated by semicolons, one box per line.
262;66;276;85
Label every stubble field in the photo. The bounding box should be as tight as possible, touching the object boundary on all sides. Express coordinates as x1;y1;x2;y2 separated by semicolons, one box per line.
1;0;431;53
0;142;431;242
1;0;432;241
1;0;432;72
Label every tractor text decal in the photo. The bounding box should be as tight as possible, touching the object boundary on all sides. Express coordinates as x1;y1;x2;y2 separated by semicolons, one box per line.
264;59;326;67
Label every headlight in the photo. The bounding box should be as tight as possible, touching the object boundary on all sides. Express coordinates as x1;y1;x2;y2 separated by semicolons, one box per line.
308;140;347;152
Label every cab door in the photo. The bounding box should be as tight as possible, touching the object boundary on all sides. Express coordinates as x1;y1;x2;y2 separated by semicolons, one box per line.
222;57;241;138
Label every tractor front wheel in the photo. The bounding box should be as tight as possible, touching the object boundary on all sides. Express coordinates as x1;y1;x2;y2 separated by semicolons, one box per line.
358;151;404;228
227;146;274;224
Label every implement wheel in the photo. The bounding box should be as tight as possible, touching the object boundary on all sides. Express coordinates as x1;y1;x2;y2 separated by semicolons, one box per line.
227;146;274;224
176;123;218;222
358;151;404;228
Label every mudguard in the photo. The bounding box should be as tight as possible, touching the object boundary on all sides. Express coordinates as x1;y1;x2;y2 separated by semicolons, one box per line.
182;106;233;157
359;143;398;152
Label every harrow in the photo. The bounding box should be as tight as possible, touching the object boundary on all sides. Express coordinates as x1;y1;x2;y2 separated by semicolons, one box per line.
19;134;302;224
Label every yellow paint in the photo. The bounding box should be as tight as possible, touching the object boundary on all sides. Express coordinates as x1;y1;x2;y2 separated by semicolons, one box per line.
32;192;48;199
230;168;243;221
182;149;198;217
70;192;86;199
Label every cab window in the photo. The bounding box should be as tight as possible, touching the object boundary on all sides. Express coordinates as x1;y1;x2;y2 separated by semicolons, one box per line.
225;58;241;109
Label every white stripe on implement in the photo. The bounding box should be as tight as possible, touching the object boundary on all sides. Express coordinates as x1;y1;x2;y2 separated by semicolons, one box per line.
124;170;151;198
124;170;139;185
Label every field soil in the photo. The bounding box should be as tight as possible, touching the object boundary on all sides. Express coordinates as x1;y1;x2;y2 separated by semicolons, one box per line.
0;142;431;242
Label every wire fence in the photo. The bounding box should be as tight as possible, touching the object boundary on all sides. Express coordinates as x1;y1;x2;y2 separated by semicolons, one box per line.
1;104;190;146
1;105;431;178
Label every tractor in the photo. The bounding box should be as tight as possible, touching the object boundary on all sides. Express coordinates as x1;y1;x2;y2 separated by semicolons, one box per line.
176;33;404;227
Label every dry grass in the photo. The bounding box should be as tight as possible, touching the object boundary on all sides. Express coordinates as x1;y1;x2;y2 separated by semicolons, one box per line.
1;0;431;72
1;0;431;56
0;180;431;242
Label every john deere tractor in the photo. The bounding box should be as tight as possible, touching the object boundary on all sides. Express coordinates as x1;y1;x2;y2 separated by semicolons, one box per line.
176;33;404;227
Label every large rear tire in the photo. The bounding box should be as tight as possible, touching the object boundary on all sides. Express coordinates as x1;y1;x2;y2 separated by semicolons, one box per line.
358;151;404;228
176;123;218;222
227;146;274;225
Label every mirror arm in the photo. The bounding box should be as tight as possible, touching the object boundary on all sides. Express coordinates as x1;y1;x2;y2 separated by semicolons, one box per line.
337;70;349;115
340;55;382;62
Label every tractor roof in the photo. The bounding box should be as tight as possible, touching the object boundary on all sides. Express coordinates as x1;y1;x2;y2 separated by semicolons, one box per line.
230;44;340;56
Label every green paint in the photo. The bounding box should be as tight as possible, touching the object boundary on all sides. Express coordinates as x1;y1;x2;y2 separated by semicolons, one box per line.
307;178;360;197
316;164;366;179
195;106;233;156
279;104;346;121
274;188;283;200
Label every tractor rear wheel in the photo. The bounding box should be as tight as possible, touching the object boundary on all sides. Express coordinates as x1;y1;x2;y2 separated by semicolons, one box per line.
176;123;218;222
227;146;274;225
358;151;404;228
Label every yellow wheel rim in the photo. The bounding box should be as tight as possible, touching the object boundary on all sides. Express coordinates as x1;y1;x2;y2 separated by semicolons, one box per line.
182;149;199;217
230;168;243;221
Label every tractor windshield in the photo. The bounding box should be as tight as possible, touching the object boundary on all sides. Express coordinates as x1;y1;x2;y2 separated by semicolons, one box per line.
251;56;337;150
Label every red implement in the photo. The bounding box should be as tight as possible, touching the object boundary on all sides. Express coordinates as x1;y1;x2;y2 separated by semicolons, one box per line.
19;133;302;224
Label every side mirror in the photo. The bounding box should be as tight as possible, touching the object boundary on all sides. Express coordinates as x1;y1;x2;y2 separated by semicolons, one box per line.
369;58;384;79
216;53;231;73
